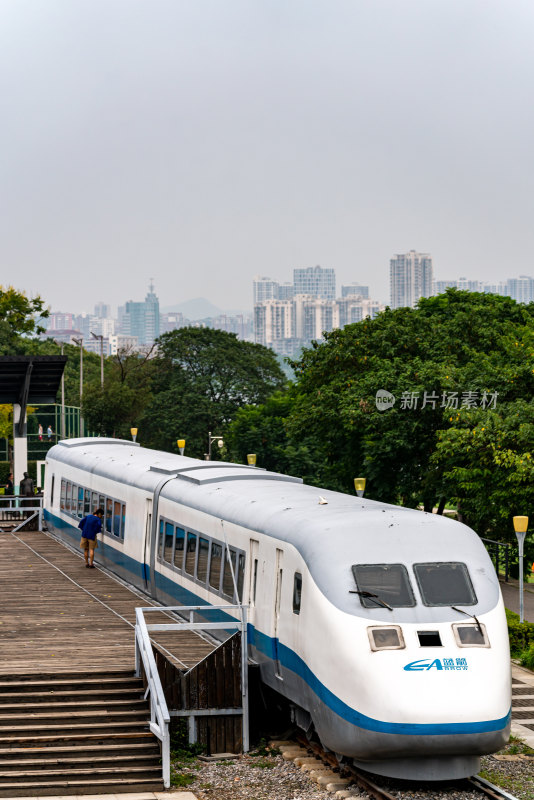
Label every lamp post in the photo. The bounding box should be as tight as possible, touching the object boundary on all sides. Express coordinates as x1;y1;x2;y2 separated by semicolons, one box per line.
72;337;84;437
130;428;138;443
247;454;257;466
513;515;529;624
53;340;66;440
206;431;224;460
177;439;185;456
354;478;366;497
90;331;104;387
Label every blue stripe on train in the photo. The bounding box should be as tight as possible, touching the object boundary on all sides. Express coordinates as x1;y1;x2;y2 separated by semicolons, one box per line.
44;508;511;737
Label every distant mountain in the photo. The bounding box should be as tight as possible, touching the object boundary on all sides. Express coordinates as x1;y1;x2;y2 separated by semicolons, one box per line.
161;298;223;320
161;298;251;320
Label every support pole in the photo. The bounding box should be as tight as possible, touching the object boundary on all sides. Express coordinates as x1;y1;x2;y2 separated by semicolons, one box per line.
13;403;28;488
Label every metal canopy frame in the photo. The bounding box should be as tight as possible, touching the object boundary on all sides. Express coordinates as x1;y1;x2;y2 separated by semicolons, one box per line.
0;356;67;436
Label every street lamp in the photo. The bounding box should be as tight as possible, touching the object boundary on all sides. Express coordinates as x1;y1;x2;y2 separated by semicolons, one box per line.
177;439;185;456
513;515;529;624
90;331;104;387
247;454;257;466
72;337;84;437
131;428;138;443
53;339;66;440
354;478;366;497
206;431;224;460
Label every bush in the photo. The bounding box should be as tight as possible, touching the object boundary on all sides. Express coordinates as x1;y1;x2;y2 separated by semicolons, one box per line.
506;608;534;657
520;644;534;671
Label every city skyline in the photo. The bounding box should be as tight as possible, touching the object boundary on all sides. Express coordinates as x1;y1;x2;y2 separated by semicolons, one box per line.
1;2;534;312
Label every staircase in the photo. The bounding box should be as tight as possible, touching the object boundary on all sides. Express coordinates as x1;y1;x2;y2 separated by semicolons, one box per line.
0;670;164;797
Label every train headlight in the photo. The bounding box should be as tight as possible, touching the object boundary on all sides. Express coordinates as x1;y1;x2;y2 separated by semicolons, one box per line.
453;623;489;648
368;626;405;651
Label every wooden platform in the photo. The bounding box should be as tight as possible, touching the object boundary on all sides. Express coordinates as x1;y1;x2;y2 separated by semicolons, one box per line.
0;530;216;675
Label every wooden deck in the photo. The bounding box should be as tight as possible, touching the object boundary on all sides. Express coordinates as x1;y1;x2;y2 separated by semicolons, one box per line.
0;530;216;675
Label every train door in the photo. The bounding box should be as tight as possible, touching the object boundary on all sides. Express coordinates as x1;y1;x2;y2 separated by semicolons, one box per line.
143;498;152;591
248;539;259;629
273;548;283;678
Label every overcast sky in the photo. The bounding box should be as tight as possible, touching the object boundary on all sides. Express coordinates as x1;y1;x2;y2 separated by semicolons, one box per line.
1;0;533;314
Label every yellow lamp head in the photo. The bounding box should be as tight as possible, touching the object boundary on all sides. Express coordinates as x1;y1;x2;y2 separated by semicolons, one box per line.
177;439;186;455
513;515;529;534
354;478;366;497
247;454;257;466
130;428;138;437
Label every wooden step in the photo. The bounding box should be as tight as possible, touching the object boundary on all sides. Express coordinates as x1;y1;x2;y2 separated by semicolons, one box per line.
0;688;144;703
0;741;160;758
0;731;156;748
0;710;147;727
0;676;144;693
0;720;150;738
0;753;160;770
0;765;162;780
0;669;135;682
0;699;147;714
0;777;162;797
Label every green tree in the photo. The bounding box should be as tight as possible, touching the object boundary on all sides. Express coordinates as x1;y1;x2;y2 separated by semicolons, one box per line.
141;328;286;457
0;286;48;353
224;392;317;478
287;290;534;511
82;346;157;438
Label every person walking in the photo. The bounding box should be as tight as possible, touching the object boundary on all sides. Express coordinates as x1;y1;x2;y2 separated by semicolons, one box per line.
38;424;43;441
79;507;104;568
47;425;53;442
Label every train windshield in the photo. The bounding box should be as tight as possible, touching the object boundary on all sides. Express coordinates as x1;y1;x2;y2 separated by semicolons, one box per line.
352;564;416;608
413;562;477;606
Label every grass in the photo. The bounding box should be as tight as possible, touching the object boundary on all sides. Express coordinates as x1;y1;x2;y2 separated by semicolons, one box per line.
250;758;276;769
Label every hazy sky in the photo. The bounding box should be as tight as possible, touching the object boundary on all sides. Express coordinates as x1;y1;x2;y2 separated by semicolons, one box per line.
2;0;534;313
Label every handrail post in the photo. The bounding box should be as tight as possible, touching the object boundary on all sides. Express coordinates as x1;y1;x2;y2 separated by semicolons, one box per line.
241;605;249;753
505;544;509;583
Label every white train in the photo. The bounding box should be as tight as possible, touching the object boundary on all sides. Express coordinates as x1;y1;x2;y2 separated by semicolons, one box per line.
43;438;511;781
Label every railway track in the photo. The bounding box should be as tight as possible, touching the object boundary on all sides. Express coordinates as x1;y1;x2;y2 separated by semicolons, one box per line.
291;733;521;800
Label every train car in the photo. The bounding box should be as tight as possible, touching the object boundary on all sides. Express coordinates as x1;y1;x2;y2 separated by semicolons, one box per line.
43;437;511;781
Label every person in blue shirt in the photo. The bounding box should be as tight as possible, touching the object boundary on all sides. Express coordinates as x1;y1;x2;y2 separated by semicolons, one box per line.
78;507;104;568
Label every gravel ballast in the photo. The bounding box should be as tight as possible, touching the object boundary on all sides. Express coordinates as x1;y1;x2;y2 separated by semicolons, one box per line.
170;741;534;800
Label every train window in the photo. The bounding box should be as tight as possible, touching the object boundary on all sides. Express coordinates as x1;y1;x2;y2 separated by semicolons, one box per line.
185;533;197;575
98;495;105;527
84;489;91;516
113;501;122;537
352;564;415;608
91;492;98;512
293;573;302;614
417;631;442;647
121;504;126;539
197;538;209;583
50;476;55;506
453;623;489;648
106;497;113;533
164;522;174;563
252;559;258;604
158;519;164;559
174;527;185;570
414;562;477;607
60;479;66;511
237;553;245;601
368;626;405;651
223;548;237;598
65;482;72;513
77;486;84;518
209;542;223;590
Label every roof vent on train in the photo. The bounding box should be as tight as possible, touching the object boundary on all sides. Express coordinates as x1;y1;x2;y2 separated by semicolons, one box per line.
149;462;302;486
57;437;140;448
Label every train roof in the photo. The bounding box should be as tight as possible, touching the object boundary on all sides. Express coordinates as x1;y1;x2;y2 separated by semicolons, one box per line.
47;438;500;619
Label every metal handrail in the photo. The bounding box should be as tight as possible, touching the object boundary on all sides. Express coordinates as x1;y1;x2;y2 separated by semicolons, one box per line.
135;603;249;773
134;608;171;788
0;496;44;532
481;537;511;583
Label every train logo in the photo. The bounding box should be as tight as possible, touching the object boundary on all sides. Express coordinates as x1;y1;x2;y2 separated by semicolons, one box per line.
404;658;469;671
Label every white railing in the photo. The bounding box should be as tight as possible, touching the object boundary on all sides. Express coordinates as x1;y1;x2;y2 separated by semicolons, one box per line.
134;607;171;788
0;495;43;532
134;603;249;787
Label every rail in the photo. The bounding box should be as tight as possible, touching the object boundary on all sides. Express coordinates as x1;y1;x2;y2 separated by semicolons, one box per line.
0;495;43;532
481;537;511;582
134;607;171;788
134;603;249;787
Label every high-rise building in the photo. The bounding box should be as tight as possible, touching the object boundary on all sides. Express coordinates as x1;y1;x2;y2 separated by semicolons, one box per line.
94;302;111;318
390;251;433;309
118;282;160;346
506;276;534;304
253;277;280;304
341;283;369;299
293;265;336;300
